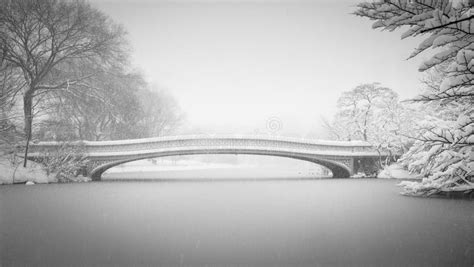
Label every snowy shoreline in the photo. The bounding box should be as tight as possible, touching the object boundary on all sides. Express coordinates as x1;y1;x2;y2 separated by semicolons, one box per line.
0;157;90;185
0;158;56;185
377;164;421;180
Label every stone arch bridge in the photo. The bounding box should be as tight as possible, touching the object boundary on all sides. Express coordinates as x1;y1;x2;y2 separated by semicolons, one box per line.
28;135;391;180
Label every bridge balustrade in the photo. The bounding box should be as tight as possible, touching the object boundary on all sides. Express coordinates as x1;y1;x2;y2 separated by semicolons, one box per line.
81;138;374;155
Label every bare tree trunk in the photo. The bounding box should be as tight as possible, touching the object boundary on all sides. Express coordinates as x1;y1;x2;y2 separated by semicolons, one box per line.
22;89;33;167
377;149;382;168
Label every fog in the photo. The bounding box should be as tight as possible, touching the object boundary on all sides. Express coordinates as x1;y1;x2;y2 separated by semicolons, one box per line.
92;0;426;136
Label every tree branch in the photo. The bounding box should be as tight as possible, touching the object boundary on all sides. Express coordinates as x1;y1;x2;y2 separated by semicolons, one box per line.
420;15;474;33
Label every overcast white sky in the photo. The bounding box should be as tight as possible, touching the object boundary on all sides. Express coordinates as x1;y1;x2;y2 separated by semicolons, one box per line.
91;0;429;137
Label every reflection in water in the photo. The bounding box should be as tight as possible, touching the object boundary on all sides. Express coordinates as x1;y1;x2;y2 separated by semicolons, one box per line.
1;178;473;266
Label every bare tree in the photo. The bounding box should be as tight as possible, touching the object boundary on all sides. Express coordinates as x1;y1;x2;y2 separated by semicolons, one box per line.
0;0;127;166
137;87;184;137
36;68;184;141
37;64;141;141
0;62;25;154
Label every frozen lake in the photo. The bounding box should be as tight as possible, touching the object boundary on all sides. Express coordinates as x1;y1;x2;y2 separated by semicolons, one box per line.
1;177;473;266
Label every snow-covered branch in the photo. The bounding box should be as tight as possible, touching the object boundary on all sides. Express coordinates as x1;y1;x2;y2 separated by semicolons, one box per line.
355;0;474;196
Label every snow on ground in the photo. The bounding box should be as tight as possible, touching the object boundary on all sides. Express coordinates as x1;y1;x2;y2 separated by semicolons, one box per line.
0;156;91;185
377;163;421;179
103;158;328;179
0;157;56;185
105;161;255;173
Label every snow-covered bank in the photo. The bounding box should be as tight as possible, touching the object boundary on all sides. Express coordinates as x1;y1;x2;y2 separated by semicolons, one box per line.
0;157;56;185
377;164;474;197
377;164;421;180
0;157;90;185
398;179;474;198
397;162;474;197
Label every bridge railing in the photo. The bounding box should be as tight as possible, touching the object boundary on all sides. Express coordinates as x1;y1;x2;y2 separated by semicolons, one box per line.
29;135;381;157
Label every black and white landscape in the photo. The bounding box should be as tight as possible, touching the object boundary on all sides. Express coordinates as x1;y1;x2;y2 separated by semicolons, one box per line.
1;0;473;266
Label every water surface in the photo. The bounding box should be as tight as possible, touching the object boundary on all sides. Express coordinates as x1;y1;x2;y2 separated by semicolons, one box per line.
1;178;473;266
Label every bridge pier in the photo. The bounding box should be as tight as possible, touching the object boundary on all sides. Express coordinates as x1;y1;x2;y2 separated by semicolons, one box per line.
353;157;377;176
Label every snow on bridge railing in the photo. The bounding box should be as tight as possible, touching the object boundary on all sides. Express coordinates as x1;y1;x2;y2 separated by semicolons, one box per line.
31;134;372;147
28;136;392;159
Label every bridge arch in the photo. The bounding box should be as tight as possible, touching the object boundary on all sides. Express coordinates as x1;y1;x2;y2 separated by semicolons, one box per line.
91;149;352;180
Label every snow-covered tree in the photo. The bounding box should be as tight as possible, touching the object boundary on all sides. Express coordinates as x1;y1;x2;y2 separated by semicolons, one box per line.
337;83;396;142
355;0;474;196
325;83;418;161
